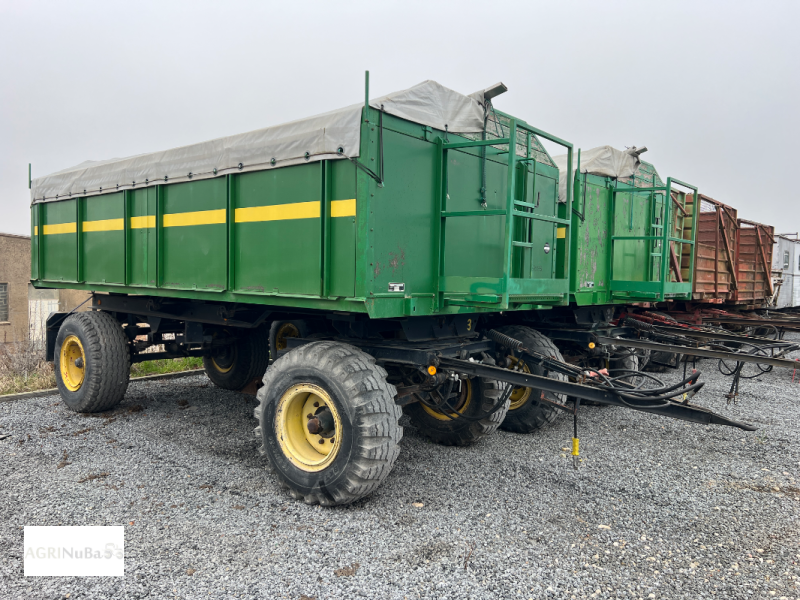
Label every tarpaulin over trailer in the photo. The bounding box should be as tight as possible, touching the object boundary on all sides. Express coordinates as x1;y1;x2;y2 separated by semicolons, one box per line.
31;80;487;203
552;145;642;203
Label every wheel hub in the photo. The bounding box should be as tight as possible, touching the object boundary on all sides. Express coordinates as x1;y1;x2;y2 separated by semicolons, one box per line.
306;406;335;436
60;335;86;392
421;378;472;421
507;356;532;410
275;384;342;472
211;344;236;373
275;323;300;351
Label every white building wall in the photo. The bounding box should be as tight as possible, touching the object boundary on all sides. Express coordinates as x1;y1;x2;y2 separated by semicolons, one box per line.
773;237;800;308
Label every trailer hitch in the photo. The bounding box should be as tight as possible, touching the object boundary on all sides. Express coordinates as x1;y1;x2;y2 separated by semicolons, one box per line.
438;356;756;431
468;330;757;432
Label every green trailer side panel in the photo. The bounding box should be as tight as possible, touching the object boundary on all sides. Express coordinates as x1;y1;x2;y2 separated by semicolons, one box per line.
443;149;507;279
329;160;357;298
42;199;78;282
32;108;577;318
128;188;154;286
571;176;612;305
161;179;228;291
81;193;125;285
370;129;441;293
233;163;322;296
611;190;650;282
525;164;558;280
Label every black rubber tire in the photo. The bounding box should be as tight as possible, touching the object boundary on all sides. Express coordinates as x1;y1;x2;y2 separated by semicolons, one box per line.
610;351;642;389
495;325;567;433
54;311;130;413
269;320;309;362
634;347;651;370
254;341;402;506
643;312;683;373
203;325;270;391
405;378;508;446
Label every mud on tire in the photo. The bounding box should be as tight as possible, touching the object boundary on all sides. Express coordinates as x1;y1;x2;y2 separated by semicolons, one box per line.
254;341;402;506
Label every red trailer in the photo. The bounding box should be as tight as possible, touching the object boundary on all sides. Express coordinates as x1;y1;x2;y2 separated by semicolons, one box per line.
733;219;775;307
684;194;739;303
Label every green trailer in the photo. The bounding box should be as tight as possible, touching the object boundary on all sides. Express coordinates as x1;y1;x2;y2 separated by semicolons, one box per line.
557;147;698;307
31;74;749;505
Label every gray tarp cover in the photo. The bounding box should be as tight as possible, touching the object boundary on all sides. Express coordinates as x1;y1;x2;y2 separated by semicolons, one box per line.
31;80;486;203
553;145;641;203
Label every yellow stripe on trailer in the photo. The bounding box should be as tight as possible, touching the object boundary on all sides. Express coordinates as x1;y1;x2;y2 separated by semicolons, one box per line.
130;215;156;229
163;209;227;228
235;201;320;224
557;227;566;239
82;218;124;232
331;199;356;218
43;222;77;235
34;226;38;235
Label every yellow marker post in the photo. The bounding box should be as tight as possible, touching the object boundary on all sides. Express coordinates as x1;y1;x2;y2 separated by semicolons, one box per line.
572;437;580;469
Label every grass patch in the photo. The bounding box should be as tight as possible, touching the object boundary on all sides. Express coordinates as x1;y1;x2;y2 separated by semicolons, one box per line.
0;343;204;396
130;356;203;378
0;369;57;396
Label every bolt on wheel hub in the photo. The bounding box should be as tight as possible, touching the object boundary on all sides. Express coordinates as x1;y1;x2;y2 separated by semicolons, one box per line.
275;384;342;472
60;335;86;392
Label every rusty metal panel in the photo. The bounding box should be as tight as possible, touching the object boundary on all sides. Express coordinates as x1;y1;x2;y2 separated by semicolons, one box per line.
683;194;738;303
732;219;775;307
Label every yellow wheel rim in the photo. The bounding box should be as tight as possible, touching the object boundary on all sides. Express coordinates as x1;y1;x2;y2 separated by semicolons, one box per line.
507;357;532;411
210;345;235;374
59;334;86;392
422;379;472;421
275;383;342;472
211;357;234;373
275;323;300;351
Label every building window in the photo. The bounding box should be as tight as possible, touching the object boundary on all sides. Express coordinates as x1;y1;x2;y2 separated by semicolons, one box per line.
784;251;791;269
0;283;8;322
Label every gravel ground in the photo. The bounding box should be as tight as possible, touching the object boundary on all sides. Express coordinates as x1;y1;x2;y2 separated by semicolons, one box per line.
1;337;799;600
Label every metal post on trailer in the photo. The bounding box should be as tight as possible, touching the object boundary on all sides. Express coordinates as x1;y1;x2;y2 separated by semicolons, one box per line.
226;174;236;293
155;185;163;288
364;70;370;123
76;195;83;284
715;203;720;298
501;118;518;310
123;190;130;286
433;136;445;313
321;161;332;298
660;178;673;300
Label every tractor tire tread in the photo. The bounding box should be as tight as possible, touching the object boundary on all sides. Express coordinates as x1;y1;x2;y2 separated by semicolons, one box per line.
254;341;401;506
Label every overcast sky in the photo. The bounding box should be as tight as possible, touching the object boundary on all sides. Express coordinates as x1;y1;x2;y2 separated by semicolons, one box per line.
1;0;797;236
